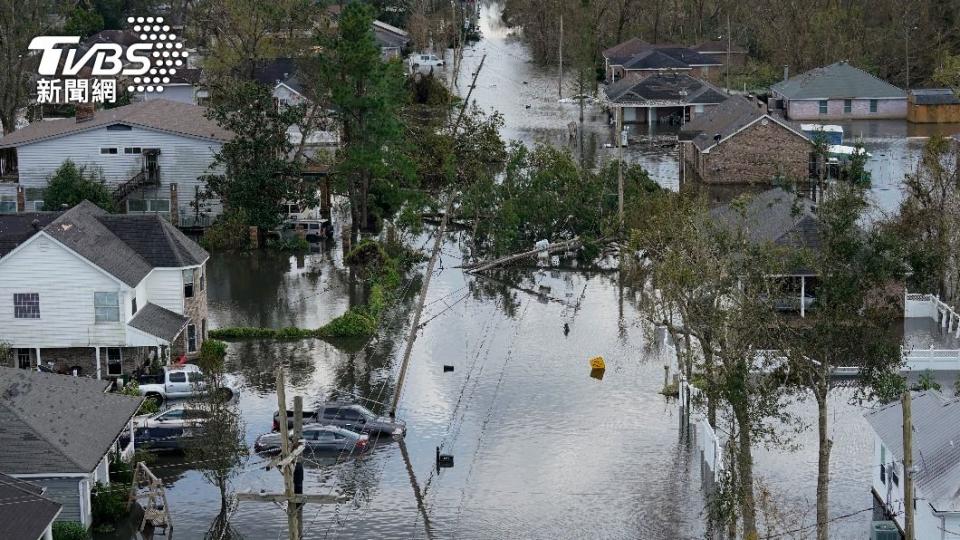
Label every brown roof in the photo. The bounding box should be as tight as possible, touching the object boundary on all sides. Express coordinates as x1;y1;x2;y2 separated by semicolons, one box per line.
694;40;747;54
682;96;809;151
602;37;650;59
0;99;232;149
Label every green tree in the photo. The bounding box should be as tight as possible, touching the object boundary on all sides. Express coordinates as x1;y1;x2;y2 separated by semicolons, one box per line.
0;0;56;134
318;1;410;240
63;7;104;38
202;80;310;244
43;160;116;212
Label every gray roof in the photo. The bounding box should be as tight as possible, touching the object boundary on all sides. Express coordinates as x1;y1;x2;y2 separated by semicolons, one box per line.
0;99;232;149
910;88;960;105
682;96;806;151
128;303;189;342
254;57;305;95
864;391;960;512
34;201;208;286
604;73;727;106
0;472;61;540
771;61;906;100
0;367;143;474
0;212;61;257
709;188;821;252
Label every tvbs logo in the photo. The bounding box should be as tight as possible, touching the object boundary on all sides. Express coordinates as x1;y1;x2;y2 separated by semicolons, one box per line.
29;16;187;104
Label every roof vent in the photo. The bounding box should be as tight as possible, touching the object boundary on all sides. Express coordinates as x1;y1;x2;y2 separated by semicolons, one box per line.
714;133;722;143
31;219;40;230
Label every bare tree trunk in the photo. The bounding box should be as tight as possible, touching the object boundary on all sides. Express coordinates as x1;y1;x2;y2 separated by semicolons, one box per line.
815;380;832;540
734;403;758;539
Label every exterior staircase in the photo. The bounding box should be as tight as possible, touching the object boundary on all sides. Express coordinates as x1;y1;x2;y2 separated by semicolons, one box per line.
113;166;160;203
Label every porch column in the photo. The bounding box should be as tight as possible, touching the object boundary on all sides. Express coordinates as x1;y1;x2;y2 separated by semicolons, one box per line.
95;347;101;380
647;106;656;125
35;347;41;371
156;345;162;366
800;276;806;318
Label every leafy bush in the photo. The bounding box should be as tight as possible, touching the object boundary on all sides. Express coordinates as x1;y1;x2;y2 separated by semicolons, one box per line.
270;235;310;252
43;160;116;212
913;370;942;392
201;209;251;251
91;482;127;526
317;308;378;338
198;339;228;373
118;381;159;415
53;521;90;540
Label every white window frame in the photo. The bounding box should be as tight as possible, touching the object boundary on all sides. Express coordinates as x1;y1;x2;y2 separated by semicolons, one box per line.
33;200;44;211
13;292;40;319
94;292;120;323
183;269;195;298
100;147;119;155
0;196;16;214
187;324;197;353
106;347;122;376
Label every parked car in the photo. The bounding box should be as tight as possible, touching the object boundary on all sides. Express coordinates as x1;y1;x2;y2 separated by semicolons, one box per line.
254;425;370;454
273;403;406;437
408;53;444;72
137;364;236;405
134;407;212;430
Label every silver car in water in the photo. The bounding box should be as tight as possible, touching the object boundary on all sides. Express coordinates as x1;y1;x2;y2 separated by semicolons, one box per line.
254;425;370;454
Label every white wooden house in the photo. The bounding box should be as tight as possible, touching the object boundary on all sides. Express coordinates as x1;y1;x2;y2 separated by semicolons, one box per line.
0;368;142;529
0;99;231;227
0;201;209;377
864;391;960;539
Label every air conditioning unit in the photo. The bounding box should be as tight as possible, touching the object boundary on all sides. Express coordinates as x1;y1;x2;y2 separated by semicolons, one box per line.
870;521;899;540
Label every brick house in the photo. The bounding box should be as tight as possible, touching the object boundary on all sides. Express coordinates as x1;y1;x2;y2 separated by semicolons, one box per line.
0;200;209;379
770;61;906;120
601;38;722;82
680;96;813;184
603;73;727;125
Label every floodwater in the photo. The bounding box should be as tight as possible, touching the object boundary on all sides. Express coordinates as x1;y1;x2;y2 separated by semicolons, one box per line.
104;3;904;539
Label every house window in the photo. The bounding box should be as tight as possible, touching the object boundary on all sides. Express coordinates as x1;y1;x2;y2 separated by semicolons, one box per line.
819;100;828;114
13;293;39;319
202;319;207;340
106;347;122;376
131;296;138;315
124;147;142;154
100;147;118;155
892;464;899;487
183;269;195;298
0;196;15;214
127;199;170;214
94;292;120;322
870;99;878;113
187;324;197;353
33;200;44;211
843;99;852;113
17;348;30;369
880;463;886;484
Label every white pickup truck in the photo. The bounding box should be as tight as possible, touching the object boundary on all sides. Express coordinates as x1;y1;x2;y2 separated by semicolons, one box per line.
137;364;236;405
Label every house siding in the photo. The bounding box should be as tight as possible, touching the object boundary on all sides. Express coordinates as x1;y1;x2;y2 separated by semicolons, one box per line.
782;97;907;120
688;119;812;184
25;477;86;525
146;268;185;314
15;125;224;220
0;234;129;348
141;85;197;104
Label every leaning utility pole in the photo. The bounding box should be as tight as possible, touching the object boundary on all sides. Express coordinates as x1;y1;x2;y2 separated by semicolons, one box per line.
617;106;624;228
902;391;915;540
238;369;342;540
725;13;731;93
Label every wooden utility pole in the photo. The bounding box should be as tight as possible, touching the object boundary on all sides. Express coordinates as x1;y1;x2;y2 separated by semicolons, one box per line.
617;106;624;228
558;11;563;98
237;370;344;540
902;391;915;540
725;14;731;93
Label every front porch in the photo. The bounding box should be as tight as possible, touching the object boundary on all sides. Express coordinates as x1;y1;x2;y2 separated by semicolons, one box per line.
902;292;960;370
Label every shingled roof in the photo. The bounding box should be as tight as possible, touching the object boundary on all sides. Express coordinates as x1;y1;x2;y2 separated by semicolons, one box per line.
0;99;232;149
0;472;61;540
682;96;809;151
0;367;142;475
0;201;208;286
910;88;960;105
128;303;189;342
709;188;821;252
771;61;906;100
604;73;727;106
0;212;61;257
864;391;960;512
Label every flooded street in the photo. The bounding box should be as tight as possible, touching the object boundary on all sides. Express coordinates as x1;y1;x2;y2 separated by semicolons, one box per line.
123;3;925;539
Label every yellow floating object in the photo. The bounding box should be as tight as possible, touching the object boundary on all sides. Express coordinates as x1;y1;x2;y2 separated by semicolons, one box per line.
589;356;606;370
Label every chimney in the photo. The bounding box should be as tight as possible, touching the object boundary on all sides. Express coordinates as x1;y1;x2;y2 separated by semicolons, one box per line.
16;185;25;212
75;103;95;123
783;65;789;82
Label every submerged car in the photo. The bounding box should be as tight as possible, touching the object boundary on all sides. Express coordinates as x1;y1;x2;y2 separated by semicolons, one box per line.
254;425;370;454
135;407;212;430
273;403;406;437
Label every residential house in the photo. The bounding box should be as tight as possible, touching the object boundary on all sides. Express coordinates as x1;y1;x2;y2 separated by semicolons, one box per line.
907;89;960;123
0;472;62;540
373;20;411;60
709;188;820;316
603;73;727;125
681;95;813;184
692;40;748;67
602;38;723;82
0;367;142;529
0;99;231;227
770;61;907;120
864;391;960;540
0;200;210;377
140;68;207;105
